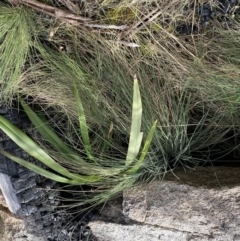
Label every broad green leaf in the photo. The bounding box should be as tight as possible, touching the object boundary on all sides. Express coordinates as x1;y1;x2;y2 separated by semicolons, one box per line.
74;85;94;161
125;76;143;166
138;120;158;161
126;120;157;174
19;98;82;163
0;150;80;184
19;99;125;177
19;99;120;176
0;116;101;183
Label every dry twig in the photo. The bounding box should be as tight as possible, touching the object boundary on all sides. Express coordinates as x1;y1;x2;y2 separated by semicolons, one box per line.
9;0;129;30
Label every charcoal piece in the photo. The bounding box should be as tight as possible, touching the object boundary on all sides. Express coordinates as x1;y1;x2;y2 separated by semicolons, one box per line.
0;106;8;114
19;188;44;203
35;221;44;230
82;230;90;237
18;169;37;180
58;236;67;241
60;229;67;235
44;227;53;234
42;179;57;189
17;165;29;174
12;176;37;193
22;204;37;216
0;142;18;176
176;24;198;35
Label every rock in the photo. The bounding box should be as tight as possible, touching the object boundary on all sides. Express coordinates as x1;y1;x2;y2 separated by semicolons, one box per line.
0;190;45;241
89;222;190;241
89;166;240;241
0;173;21;215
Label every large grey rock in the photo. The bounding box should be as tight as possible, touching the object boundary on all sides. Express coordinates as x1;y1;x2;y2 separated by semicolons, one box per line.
89;166;240;241
89;222;191;241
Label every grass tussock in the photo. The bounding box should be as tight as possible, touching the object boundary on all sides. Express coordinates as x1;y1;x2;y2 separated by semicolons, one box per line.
1;0;240;209
0;4;38;104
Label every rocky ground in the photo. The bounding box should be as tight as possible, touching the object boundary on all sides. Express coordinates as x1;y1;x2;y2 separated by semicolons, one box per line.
90;167;240;241
2;166;240;241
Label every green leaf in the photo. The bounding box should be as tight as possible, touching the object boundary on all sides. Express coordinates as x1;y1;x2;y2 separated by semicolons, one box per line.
74;85;95;161
19;98;82;163
0;150;79;184
126;120;157;174
0;115;101;183
20;99;125;177
125;75;143;166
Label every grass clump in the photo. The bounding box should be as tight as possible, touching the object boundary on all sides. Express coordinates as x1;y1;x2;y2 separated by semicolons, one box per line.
0;69;157;207
0;0;240;212
0;4;37;104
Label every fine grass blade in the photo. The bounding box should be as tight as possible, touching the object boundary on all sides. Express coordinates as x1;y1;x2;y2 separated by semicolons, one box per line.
125;75;143;166
0;4;34;103
74;85;94;162
0;115;101;183
0;150;79;184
